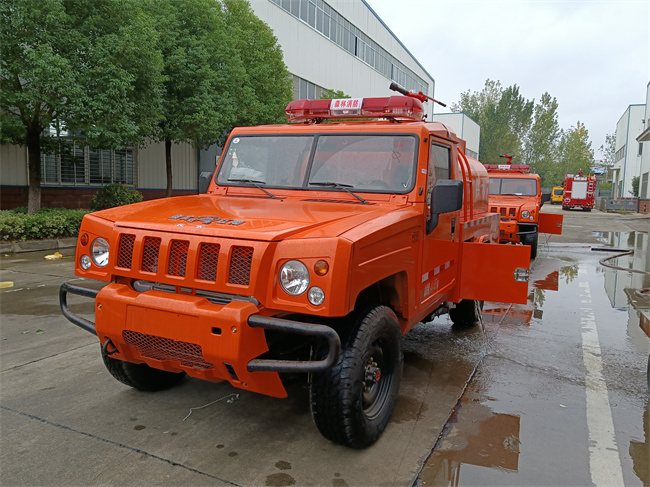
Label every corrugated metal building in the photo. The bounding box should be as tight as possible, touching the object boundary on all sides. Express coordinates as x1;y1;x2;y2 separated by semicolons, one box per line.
1;0;449;209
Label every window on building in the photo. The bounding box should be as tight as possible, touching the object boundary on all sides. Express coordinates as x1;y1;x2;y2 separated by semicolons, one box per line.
41;140;136;187
639;142;643;156
293;75;324;100
270;0;429;95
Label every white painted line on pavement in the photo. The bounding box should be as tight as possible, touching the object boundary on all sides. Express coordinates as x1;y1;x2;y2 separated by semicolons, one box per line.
578;267;624;487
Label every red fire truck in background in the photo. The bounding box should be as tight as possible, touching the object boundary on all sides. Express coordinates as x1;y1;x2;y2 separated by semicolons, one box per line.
562;171;596;211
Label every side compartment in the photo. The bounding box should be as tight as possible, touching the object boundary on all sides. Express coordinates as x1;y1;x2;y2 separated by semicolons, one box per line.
457;242;530;304
538;213;563;235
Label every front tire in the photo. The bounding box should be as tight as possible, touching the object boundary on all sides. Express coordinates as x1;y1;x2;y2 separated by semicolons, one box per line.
521;230;539;259
310;306;403;448
101;344;186;391
449;299;483;329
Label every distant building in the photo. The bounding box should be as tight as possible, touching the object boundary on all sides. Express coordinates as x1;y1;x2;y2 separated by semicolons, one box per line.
612;103;645;198
1;0;438;209
431;113;480;159
635;82;650;199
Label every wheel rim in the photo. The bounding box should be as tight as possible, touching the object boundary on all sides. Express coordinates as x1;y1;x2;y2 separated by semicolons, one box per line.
362;339;393;420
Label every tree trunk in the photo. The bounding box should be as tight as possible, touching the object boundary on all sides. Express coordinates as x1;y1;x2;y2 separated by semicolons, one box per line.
26;129;42;214
165;138;173;198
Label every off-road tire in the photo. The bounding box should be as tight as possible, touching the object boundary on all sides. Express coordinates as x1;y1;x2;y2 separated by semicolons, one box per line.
310;305;403;448
449;299;483;329
101;344;186;391
521;230;539;259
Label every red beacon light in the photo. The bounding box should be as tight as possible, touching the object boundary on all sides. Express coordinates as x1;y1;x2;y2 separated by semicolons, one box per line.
285;96;425;123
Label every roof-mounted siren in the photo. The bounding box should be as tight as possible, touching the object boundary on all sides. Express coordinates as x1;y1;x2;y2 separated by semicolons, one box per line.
388;82;447;108
285;95;426;123
483;155;530;172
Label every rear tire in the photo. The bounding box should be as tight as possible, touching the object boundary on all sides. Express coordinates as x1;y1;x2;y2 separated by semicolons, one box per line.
583;207;592;212
521;230;539;259
449;300;483;329
310;306;403;448
562;206;569;211
101;344;186;391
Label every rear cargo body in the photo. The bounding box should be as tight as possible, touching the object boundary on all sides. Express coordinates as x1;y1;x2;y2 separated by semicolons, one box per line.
60;92;531;447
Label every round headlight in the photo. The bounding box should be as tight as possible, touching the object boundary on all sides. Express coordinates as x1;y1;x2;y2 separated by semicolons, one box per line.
80;254;91;270
279;260;309;296
308;287;325;306
91;238;110;267
521;210;530;219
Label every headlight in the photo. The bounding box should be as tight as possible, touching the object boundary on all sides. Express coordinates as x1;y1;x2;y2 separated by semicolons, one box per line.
521;210;530;219
308;287;325;306
80;254;91;270
91;238;110;267
279;260;309;296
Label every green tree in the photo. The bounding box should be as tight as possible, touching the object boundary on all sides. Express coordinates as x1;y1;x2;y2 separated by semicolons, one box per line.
320;89;350;99
0;0;164;212
452;80;532;164
523;92;561;182
556;122;594;182
631;176;640;197
152;0;292;197
599;132;616;166
223;0;292;128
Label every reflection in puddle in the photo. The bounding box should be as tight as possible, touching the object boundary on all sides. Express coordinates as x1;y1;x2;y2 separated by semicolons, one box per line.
418;397;520;485
629;403;649;485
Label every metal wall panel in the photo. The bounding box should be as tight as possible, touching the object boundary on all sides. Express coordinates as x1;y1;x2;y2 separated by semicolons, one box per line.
138;140;198;190
0;144;28;186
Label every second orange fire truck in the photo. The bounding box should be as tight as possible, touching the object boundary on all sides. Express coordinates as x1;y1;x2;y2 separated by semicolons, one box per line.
486;156;563;258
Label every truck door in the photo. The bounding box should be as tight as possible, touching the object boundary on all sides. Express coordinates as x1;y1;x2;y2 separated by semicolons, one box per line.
419;142;461;310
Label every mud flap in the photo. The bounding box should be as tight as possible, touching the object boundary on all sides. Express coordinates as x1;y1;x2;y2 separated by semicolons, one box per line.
538;213;563;235
458;242;530;304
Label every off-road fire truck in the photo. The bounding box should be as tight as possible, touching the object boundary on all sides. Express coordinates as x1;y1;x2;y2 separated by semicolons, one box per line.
562;171;596;211
485;156;563;259
60;85;531;448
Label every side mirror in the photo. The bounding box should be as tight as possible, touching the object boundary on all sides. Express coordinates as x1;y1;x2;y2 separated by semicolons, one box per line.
541;192;551;207
199;171;214;194
427;179;463;234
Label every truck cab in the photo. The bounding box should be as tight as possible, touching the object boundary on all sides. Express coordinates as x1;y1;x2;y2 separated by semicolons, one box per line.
486;160;563;258
61;91;531;448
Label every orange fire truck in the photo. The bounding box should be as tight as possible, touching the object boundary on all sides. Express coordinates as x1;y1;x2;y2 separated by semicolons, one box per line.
486;156;563;259
562;171;596;211
60;85;530;448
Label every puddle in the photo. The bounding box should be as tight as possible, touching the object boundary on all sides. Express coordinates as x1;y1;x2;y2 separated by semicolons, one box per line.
417;391;521;485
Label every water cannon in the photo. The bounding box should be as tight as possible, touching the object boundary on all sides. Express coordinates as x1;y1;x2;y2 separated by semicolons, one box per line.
500;154;513;165
389;82;446;108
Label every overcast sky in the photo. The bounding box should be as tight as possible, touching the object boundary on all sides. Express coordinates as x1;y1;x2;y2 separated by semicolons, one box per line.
364;0;649;159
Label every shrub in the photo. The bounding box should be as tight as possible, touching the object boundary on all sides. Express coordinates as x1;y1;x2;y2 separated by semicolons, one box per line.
0;208;88;242
90;183;143;212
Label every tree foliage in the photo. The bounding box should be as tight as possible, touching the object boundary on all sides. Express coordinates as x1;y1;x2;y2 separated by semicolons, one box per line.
149;0;292;196
320;89;350;99
0;0;164;212
598;132;616;166
452;79;594;187
1;0;293;205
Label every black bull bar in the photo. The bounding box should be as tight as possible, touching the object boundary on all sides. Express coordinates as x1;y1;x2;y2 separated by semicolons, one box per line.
59;282;341;374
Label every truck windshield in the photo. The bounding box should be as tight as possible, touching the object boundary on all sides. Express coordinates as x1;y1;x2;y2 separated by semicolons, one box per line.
215;134;417;193
489;178;537;196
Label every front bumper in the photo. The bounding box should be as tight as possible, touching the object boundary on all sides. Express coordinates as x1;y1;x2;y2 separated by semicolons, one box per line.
60;282;340;398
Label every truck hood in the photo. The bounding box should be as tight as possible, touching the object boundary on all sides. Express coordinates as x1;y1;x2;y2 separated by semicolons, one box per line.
92;194;403;242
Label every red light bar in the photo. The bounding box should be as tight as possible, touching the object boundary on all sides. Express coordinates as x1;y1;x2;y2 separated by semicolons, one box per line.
484;164;530;173
285;96;425;123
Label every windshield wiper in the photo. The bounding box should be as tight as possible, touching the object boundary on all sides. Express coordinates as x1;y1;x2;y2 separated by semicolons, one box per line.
308;181;370;205
228;178;278;199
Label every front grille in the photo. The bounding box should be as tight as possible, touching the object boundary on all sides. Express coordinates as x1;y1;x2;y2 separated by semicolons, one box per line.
168;240;189;277
141;237;161;273
123;330;213;370
114;232;254;289
197;243;220;281
229;246;253;285
117;234;135;269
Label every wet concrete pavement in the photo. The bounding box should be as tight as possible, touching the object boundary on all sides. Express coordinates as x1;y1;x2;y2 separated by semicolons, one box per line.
1;207;648;486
